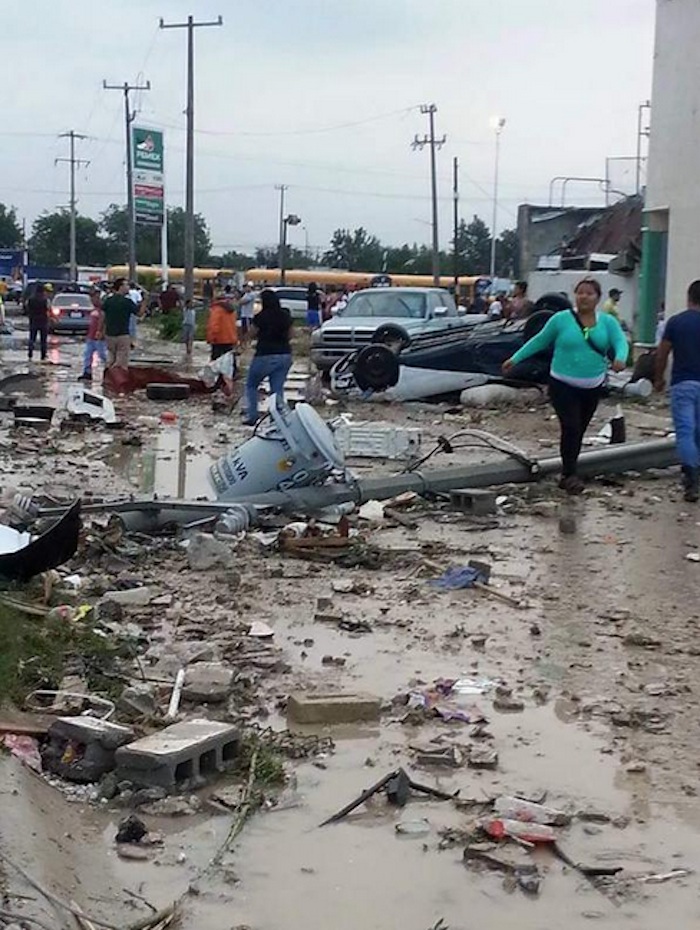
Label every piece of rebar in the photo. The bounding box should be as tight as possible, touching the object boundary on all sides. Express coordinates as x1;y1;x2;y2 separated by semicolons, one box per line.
320;770;398;826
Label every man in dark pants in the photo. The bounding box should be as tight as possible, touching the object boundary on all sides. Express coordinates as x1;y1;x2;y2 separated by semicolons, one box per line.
27;284;49;362
655;279;700;502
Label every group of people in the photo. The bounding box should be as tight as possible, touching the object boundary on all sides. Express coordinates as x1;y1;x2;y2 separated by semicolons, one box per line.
203;286;293;425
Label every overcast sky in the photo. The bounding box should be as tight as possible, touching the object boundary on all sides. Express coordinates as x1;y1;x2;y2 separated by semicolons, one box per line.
5;0;655;257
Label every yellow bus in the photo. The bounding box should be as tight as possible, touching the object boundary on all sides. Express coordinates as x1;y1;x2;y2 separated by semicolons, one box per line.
107;265;234;291
244;268;487;304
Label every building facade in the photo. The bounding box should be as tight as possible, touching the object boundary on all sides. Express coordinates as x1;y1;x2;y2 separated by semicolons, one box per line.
643;0;700;336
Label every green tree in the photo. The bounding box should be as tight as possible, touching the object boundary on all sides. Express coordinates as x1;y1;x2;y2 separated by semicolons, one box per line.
496;228;519;278
0;205;22;249
322;227;384;271
453;216;492;275
254;245;313;270
217;250;256;271
100;204;212;267
29;210;106;266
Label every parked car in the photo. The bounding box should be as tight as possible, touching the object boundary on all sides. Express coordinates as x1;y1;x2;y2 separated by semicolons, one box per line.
310;286;487;371
47;293;93;334
22;280;92;313
254;286;310;321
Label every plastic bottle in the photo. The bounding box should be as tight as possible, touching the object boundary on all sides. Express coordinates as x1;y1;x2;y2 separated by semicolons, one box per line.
493;796;570;827
483;818;556;844
215;504;252;535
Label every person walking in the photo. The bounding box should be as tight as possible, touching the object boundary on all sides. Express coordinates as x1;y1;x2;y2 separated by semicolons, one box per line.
306;282;321;329
27;283;49;362
79;289;106;381
206;293;238;361
238;282;256;343
655;280;700;502
502;277;628;494
182;298;196;359
243;289;292;425
103;278;134;371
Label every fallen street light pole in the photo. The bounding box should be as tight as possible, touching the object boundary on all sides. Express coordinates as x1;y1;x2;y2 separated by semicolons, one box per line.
37;438;678;523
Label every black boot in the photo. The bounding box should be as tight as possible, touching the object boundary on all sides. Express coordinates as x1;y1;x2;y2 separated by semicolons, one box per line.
682;466;699;502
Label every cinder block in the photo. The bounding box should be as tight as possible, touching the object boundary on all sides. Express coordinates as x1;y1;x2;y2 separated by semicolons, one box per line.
287;692;381;725
42;716;134;783
449;488;497;515
115;718;239;789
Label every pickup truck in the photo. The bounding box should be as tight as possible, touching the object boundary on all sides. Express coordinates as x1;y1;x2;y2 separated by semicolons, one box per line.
310;286;488;372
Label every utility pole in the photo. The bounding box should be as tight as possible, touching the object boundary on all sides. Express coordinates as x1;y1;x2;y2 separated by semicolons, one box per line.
636;100;651;195
452;156;459;296
160;14;223;302
489;116;506;279
412;104;446;286
275;184;287;273
103;79;151;283
56;131;89;282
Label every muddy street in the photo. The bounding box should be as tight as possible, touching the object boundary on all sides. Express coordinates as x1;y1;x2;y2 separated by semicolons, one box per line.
0;325;699;930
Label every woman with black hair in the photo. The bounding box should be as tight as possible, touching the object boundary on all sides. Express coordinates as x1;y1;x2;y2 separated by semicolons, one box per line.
503;277;628;494
243;289;293;425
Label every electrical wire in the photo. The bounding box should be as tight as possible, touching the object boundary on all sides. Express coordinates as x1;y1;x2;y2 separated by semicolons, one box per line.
403;428;538;474
148;105;421;138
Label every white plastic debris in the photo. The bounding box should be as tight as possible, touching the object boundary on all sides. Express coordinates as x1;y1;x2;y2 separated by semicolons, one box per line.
248;621;274;639
332;417;422;459
358;500;385;523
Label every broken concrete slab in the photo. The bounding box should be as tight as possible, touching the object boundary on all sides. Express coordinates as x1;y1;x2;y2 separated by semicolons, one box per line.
114;718;239;789
186;533;234;571
287;691;381;725
42;716;135;783
182;662;234;703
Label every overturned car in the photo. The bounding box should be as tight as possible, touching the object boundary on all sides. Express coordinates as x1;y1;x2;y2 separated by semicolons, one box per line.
328;293;651;403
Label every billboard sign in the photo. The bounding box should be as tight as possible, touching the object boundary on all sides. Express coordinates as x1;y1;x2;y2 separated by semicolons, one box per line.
132;126;164;226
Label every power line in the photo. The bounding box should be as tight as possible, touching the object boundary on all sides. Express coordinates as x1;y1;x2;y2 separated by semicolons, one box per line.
143;105;420;138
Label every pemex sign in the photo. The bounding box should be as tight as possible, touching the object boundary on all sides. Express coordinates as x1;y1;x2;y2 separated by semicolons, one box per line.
132;126;164;226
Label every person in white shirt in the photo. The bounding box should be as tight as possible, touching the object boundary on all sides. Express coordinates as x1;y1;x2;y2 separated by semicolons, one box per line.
488;296;503;320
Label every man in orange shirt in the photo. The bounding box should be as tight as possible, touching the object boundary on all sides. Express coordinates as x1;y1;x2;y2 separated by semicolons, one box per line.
206;294;238;362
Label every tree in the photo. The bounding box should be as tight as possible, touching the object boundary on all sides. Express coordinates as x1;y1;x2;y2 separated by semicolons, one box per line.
453;216;492;275
496;228;519;278
217;250;256;271
322;227;384;271
100;204;212;267
254;245;313;270
29;210;106;266
0;205;22;249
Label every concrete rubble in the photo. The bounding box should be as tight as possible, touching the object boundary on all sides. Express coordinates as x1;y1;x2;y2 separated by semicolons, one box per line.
0;326;697;930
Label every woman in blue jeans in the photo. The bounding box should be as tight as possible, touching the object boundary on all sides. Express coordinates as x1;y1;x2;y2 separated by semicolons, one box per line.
243;289;293;425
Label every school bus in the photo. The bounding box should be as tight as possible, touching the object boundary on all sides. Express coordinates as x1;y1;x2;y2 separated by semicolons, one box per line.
107;265;235;291
244;268;488;303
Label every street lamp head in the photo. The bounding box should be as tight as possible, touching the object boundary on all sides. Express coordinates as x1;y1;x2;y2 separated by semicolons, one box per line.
490;116;506;132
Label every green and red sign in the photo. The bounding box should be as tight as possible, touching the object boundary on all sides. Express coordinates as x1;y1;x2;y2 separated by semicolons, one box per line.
132;126;164;226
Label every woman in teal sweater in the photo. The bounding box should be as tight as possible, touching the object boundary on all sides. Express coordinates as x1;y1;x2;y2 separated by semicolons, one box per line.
503;277;628;494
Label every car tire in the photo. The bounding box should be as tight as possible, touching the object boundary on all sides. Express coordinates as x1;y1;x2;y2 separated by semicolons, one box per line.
146;383;191;401
372;324;411;351
523;309;555;341
353;344;400;392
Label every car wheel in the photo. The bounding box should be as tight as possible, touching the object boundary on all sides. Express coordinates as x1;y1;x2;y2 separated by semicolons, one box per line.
372;324;411;352
523;310;554;341
353;344;400;392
